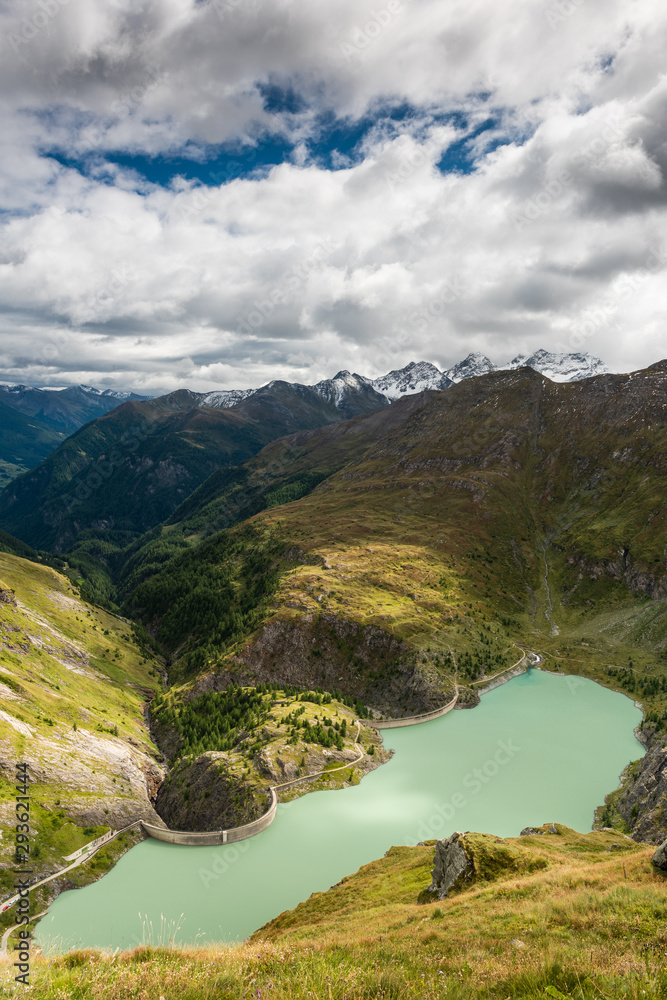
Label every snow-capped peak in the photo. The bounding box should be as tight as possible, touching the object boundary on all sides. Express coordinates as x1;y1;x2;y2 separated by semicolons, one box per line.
371;361;452;400
312;370;374;408
74;384;105;395
445;353;497;383
501;351;610;382
200;387;255;408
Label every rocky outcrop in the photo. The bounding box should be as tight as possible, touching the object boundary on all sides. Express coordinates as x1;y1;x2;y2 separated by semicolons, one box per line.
191;613;454;718
615;735;667;844
427;832;474;899
425;831;550;902
0;726;165;830
155;752;266;832
521;823;558;836
652;841;667;871
453;686;480;710
564;550;667;602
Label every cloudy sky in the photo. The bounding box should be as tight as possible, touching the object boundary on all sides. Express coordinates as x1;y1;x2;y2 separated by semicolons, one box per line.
1;0;666;394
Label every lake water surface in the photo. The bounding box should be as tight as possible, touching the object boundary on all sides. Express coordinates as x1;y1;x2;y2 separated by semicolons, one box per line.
36;669;644;953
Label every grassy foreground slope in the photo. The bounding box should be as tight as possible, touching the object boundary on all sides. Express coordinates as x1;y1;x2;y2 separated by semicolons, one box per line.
12;826;667;999
0;549;165;930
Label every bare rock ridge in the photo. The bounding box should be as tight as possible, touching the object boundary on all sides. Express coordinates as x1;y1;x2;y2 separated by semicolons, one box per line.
192;613;455;719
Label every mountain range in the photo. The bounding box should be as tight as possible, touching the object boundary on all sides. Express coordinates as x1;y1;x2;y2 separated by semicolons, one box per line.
0;382;149;433
0;377;389;556
0;351;608;493
0;351;609;554
0;349;607;419
121;361;667;708
0;383;150;488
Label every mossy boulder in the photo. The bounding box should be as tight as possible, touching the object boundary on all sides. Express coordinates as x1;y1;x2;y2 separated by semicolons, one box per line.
425;831;549;901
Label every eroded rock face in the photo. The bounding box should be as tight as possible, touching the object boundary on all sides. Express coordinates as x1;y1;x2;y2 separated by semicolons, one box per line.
189;613;454;718
427;832;474;899
616;737;667;844
155;752;266;832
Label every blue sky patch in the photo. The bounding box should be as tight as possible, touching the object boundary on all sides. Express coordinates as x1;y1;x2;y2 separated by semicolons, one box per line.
43;100;505;190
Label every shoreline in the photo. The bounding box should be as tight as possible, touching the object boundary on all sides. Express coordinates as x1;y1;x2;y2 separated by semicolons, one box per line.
475;653;537;697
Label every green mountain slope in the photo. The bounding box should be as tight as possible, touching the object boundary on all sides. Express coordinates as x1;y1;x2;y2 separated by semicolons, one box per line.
117;391;429;597
0;549;165;931
0;380;388;557
0;384;149;435
124;363;667;722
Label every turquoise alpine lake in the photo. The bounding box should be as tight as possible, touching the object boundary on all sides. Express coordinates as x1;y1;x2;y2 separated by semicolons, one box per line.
36;669;644;953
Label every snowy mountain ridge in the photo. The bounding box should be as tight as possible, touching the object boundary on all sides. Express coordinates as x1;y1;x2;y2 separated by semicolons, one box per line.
0;351;611;416
371;350;610;399
370;361;453;400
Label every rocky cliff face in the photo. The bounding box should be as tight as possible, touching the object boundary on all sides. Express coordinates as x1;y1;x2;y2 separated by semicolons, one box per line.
155;752;266;832
0;727;165;830
196;613;455;718
615;732;667;844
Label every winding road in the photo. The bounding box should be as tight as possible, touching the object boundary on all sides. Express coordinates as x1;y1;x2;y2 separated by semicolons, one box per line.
0;821;141;920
